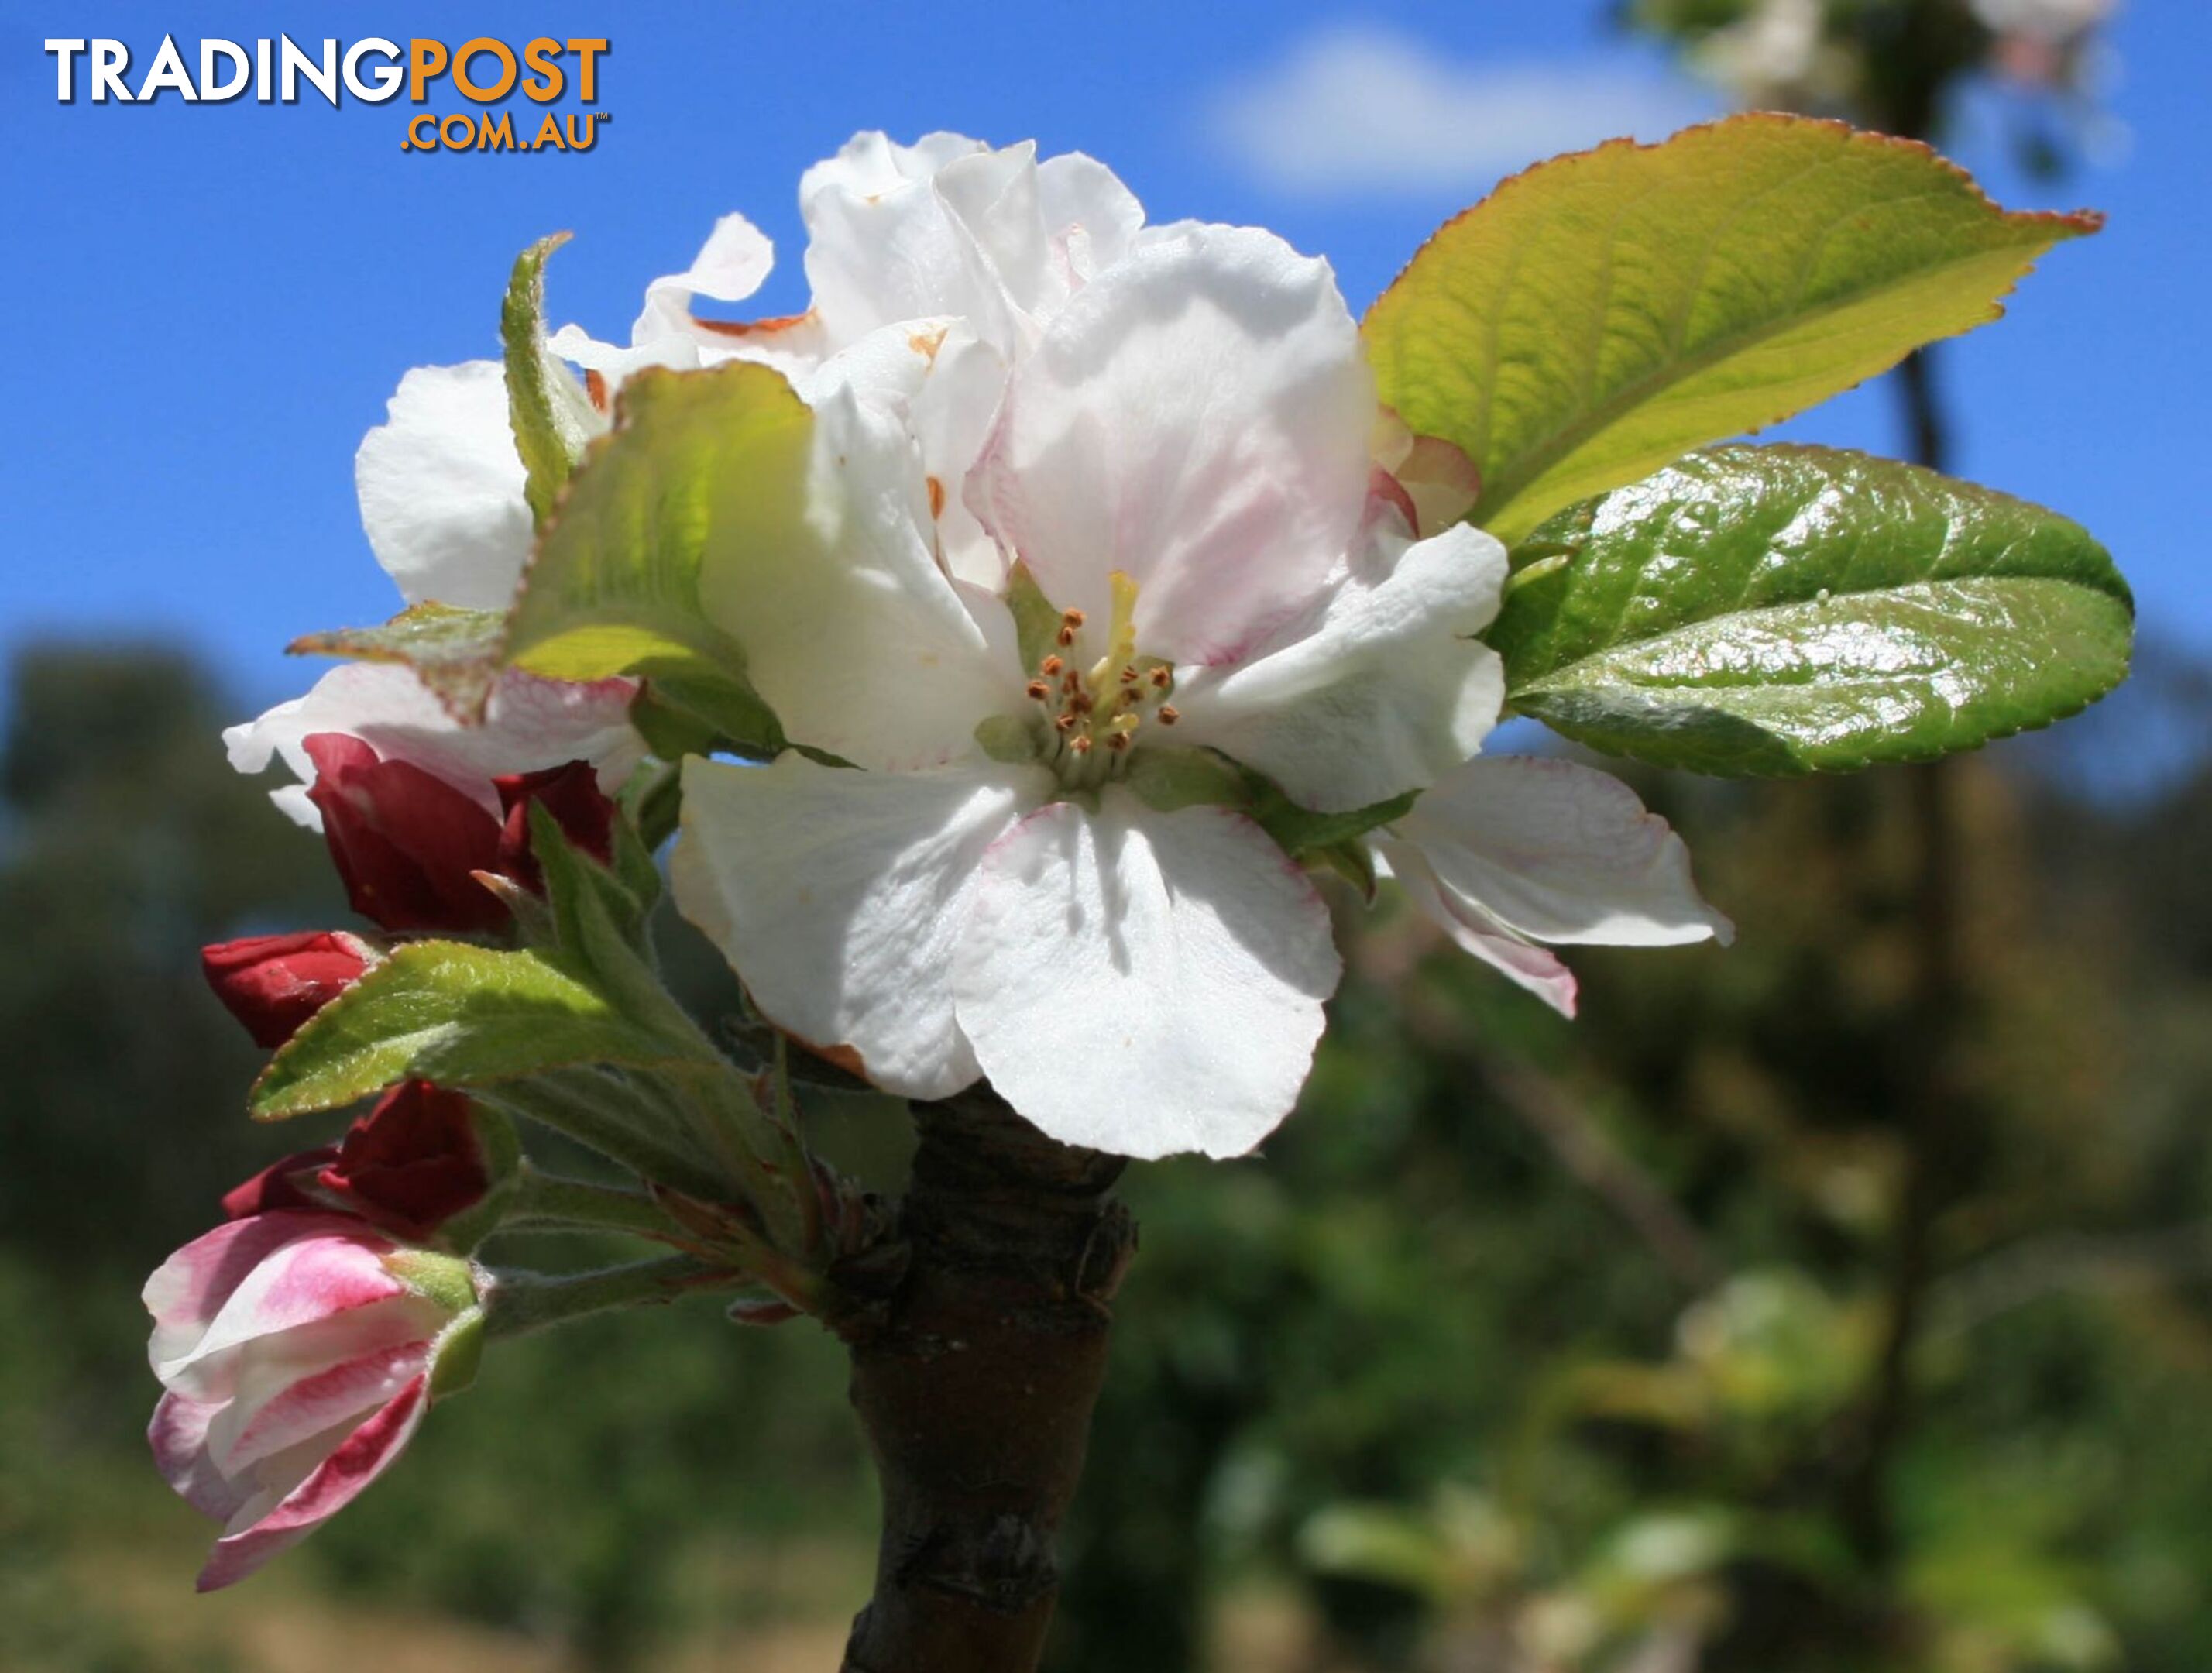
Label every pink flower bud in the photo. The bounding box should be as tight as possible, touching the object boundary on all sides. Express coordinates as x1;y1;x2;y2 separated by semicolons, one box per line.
201;930;375;1047
143;1211;481;1591
302;733;507;933
491;758;620;892
221;1082;493;1242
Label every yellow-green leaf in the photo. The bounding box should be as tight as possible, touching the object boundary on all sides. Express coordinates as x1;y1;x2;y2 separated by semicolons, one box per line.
251;941;702;1120
504;362;811;754
1365;115;2101;545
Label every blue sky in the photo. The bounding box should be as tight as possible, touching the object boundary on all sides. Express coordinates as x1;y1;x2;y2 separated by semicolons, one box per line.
2;0;2206;719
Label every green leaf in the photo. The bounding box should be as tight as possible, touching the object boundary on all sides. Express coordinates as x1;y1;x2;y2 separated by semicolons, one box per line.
502;232;592;529
252;941;706;1119
287;601;507;721
1365;115;2102;544
503;362;806;749
1494;444;2133;775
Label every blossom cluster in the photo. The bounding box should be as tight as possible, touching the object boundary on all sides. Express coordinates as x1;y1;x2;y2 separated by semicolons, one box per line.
161;131;1730;1585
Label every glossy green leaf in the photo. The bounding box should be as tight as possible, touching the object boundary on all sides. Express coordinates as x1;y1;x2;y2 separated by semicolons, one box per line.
1365;115;2101;544
1494;445;2133;775
502;232;593;529
288;601;507;720
503;362;806;753
251;941;706;1119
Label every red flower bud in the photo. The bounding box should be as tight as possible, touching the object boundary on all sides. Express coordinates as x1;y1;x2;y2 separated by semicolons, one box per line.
303;733;507;934
220;1081;490;1240
221;1143;342;1220
201;930;374;1048
492;759;620;892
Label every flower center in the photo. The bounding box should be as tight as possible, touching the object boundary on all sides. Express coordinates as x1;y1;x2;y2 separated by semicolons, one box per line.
1022;571;1179;788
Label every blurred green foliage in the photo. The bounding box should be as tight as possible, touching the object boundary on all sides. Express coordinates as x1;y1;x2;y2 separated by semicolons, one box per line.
5;639;2209;1671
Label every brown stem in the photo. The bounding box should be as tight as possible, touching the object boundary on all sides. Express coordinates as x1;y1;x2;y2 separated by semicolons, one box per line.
837;1087;1136;1673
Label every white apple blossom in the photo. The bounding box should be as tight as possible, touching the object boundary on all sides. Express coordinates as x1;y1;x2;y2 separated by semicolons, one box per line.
634;136;1729;1159
237;129;1726;1159
674;217;1509;1159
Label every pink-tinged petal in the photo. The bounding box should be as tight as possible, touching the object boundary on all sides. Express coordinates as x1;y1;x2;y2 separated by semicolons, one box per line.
1392;757;1734;948
225;664;642;830
155;1227;410;1399
953;792;1342;1160
144;1213;370;1368
1374;836;1581;1018
211;1336;433;1475
673;754;1046;1099
969;222;1373;668
1170;523;1509;813
150;1390;257;1523
196;1374;431;1593
355;362;534;613
1372;407;1482;537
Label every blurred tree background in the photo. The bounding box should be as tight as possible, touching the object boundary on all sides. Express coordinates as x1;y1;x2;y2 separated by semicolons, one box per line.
5;634;2208;1673
7;5;2207;1669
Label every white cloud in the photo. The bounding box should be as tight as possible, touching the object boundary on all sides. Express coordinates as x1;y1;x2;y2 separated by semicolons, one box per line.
1207;24;1718;199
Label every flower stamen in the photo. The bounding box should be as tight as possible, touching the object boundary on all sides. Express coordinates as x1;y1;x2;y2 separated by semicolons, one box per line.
1019;571;1178;788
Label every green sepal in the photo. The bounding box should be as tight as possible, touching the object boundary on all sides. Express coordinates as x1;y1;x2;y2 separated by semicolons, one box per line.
287;602;507;722
384;1248;479;1314
1005;560;1063;675
502;231;592;529
629;665;787;761
974;713;1044;766
430;1101;524;1255
617;760;684;857
1122;747;1417;861
427;1307;486;1399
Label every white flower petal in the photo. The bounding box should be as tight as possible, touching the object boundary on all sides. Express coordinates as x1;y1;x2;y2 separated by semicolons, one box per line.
911;327;1015;589
354;362;535;612
694;328;1015;772
953;791;1341;1159
1036;153;1146;286
674;754;1047;1098
224;664;641;829
1171;522;1510;812
1393;757;1733;947
969;222;1374;668
1372;836;1581;1017
802;132;1025;353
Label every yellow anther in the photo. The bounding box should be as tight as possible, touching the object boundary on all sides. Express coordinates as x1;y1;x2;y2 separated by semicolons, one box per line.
1156;704;1180;726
